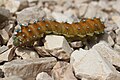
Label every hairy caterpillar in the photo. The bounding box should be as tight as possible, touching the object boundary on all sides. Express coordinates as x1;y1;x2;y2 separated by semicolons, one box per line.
13;17;105;47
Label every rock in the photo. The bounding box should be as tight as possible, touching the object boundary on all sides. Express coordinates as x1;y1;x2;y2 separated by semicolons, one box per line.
71;49;120;80
34;46;51;57
7;36;14;47
54;5;64;13
0;35;4;46
0;29;9;44
28;0;39;3
52;61;77;80
105;21;118;32
5;0;28;13
98;0;112;11
112;16;120;29
98;33;114;46
63;9;78;21
0;47;15;62
93;41;120;67
16;6;45;24
70;41;83;49
0;45;9;54
114;44;120;52
2;57;57;80
107;35;115;46
0;0;8;6
0;8;10;30
15;48;39;59
78;3;88;17
115;29;120;45
96;10;108;21
85;2;98;18
112;0;120;13
2;76;23;80
44;35;73;60
52;12;74;23
18;0;29;11
5;0;20;13
36;72;53;80
0;69;4;78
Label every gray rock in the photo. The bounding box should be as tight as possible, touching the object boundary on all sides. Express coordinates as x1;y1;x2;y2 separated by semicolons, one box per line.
93;41;120;67
71;49;120;80
36;72;53;80
112;0;120;13
52;12;74;24
70;41;83;49
78;3;88;17
52;61;77;80
85;2;98;18
44;35;73;60
15;48;39;59
5;0;28;13
2;57;57;80
0;8;10;30
96;10;108;21
3;76;23;80
34;46;51;57
115;29;120;45
16;6;46;24
0;45;9;54
114;44;120;52
0;29;9;44
112;16;120;29
0;47;15;62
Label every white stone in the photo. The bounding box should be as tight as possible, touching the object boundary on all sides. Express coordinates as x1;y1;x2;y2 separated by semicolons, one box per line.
0;29;9;43
15;48;39;59
3;76;23;80
112;16;120;29
52;12;74;24
5;0;20;13
36;72;53;80
71;48;120;80
0;47;15;62
44;35;73;60
84;2;98;18
52;61;77;80
114;44;120;52
115;29;120;45
16;6;45;24
107;35;115;46
112;0;120;13
34;46;51;57
0;45;9;54
2;57;57;80
93;41;120;67
78;3;88;17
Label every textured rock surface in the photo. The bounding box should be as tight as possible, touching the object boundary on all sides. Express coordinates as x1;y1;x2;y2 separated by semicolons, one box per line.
0;0;120;80
44;35;73;60
0;47;15;62
2;57;57;80
93;41;120;67
15;48;39;59
71;49;120;80
36;72;53;80
52;61;77;80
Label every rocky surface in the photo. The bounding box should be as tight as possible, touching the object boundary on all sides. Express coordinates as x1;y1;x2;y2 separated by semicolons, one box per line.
0;0;120;80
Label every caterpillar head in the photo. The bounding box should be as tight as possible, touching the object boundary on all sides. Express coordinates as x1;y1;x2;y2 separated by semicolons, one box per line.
13;36;21;47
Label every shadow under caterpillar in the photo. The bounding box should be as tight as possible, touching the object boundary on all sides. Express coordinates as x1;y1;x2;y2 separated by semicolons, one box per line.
13;17;105;47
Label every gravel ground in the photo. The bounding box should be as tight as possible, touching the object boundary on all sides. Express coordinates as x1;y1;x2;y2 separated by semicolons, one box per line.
0;0;120;80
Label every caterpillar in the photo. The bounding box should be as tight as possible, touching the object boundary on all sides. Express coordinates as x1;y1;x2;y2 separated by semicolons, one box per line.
13;17;105;47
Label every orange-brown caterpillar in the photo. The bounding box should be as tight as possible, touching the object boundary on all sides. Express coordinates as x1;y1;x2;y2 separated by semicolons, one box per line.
13;17;105;47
